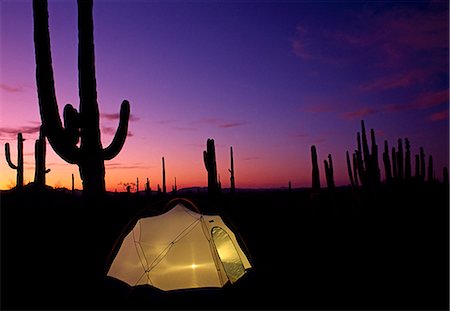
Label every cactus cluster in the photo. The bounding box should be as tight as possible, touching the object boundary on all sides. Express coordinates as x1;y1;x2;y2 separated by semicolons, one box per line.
346;120;442;189
33;0;130;196
346;120;380;193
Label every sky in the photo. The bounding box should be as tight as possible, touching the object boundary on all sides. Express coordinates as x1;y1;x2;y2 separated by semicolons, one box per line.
0;0;449;191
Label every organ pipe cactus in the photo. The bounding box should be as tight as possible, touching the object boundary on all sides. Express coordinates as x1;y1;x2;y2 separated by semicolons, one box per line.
5;133;24;189
311;145;320;191
404;138;411;180
34;126;51;187
346;151;356;189
204;139;219;195
427;155;434;183
415;154;420;179
420;147;426;182
383;140;392;183
33;0;130;195
396;139;404;180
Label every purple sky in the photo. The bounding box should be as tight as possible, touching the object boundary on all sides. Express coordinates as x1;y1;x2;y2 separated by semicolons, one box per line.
1;0;448;190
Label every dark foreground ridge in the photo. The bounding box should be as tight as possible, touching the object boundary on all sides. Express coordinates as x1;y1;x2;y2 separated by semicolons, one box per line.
1;182;448;310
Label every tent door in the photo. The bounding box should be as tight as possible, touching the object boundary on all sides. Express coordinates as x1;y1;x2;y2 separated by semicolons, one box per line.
211;226;245;283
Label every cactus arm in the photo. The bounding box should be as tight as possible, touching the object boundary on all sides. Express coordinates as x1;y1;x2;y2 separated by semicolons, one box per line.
33;0;79;164
5;143;18;170
103;100;130;160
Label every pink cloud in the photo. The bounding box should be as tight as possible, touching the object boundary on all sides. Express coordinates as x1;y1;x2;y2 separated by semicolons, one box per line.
0;83;25;93
414;89;449;109
343;107;380;120
359;68;436;92
102;126;133;137
218;122;246;129
428;109;449;122
194;118;246;129
102;112;139;122
0;125;40;141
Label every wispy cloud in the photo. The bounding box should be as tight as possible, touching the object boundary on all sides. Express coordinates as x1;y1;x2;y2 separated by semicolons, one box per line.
243;156;260;161
101;113;140;122
358;68;436;92
105;162;153;170
386;89;449;112
0;125;40;140
102;126;134;137
343;107;380;120
194;118;247;129
218;122;246;128
0;83;26;93
289;132;309;139
172;126;198;131
428;109;449;122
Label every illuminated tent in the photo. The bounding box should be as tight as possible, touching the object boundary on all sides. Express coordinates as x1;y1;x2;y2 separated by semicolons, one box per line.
107;201;252;291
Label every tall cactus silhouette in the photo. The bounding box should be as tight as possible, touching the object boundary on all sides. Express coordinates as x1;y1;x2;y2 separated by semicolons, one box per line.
145;178;151;195
204;139;219;195
324;154;335;190
427;155;434;183
229;146;235;193
392;147;397;180
420;147;426;182
383;140;392;183
396;139;404;180
34;126;51;187
5;133;24;189
414;154;420;179
311;145;320;191
346;151;356;189
33;0;130;195
162;157;166;194
404;138;411;180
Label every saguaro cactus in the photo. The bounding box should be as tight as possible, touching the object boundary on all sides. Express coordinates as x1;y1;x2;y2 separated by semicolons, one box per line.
33;0;130;195
136;177;139;193
229;146;235;193
5;133;24;189
311;145;321;191
324;154;335;190
204;139;219;195
34;126;51;187
145;178;151;195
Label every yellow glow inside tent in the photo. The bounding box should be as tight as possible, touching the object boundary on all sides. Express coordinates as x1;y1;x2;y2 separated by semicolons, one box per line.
107;203;252;291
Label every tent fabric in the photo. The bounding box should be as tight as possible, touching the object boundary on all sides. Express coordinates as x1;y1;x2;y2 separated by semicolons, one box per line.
107;203;251;291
